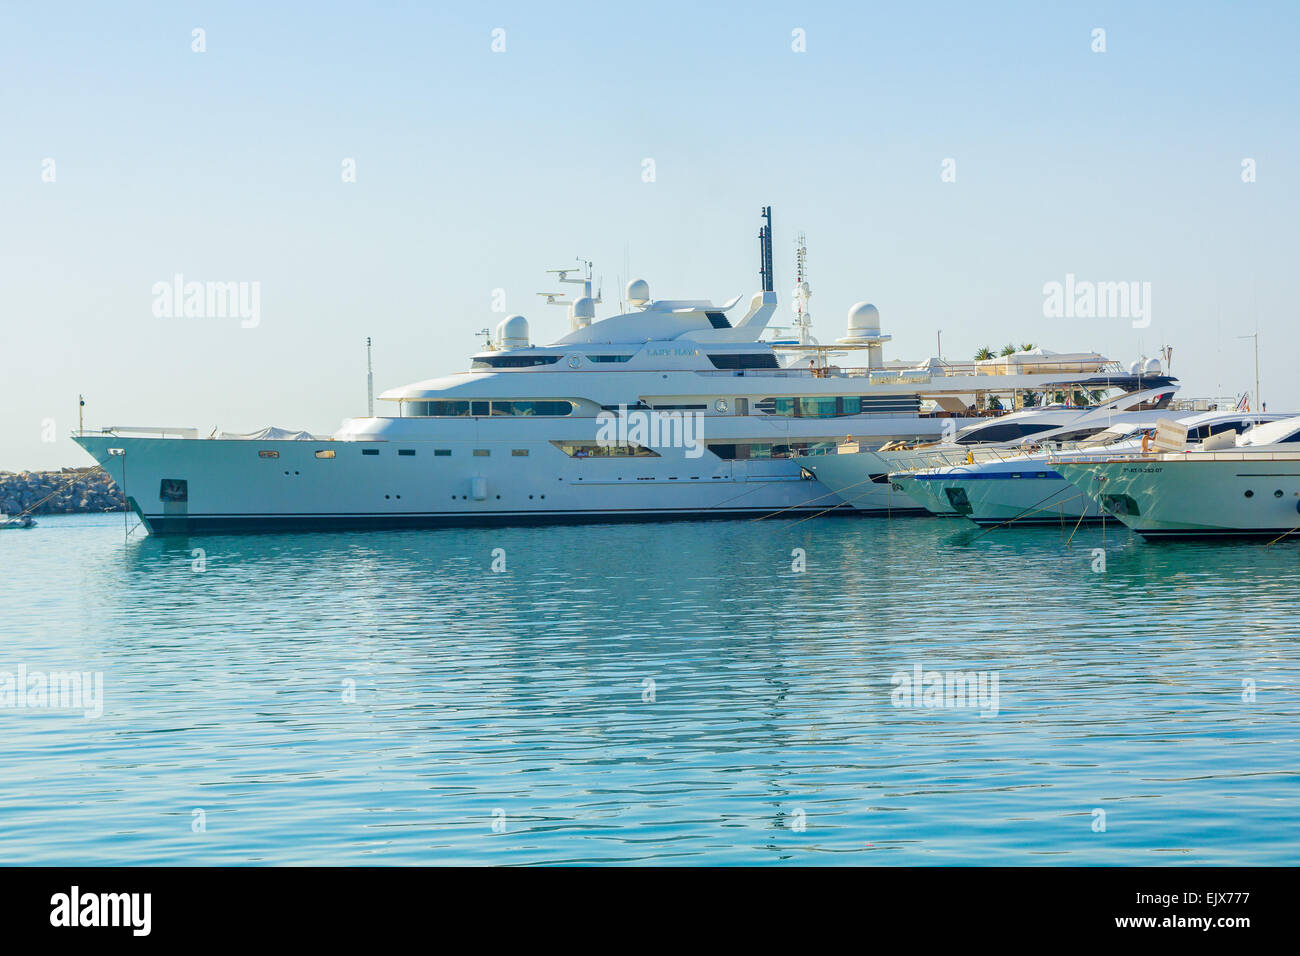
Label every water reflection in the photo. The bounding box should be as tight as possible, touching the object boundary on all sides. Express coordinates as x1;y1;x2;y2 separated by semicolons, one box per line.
1;514;1297;864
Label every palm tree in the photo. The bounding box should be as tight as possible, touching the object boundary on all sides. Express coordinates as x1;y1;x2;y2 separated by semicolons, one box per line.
1020;342;1035;351
974;346;994;361
999;343;1018;356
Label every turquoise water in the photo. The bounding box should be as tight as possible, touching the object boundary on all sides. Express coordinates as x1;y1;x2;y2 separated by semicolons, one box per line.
1;513;1297;865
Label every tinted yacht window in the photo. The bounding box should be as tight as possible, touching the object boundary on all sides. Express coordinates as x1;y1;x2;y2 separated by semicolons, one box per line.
471;355;562;369
706;353;780;370
955;421;1059;444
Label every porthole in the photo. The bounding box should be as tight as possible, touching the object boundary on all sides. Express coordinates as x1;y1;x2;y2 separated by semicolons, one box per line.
1275;490;1284;498
1244;490;1254;498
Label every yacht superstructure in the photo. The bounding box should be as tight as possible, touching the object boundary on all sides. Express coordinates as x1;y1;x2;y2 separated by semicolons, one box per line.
75;210;1148;535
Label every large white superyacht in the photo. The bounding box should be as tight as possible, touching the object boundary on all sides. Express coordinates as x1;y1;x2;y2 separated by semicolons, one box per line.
75;210;1142;534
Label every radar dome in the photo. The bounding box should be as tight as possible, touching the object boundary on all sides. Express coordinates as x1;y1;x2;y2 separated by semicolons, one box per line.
1128;360;1141;375
626;279;650;308
496;314;530;350
836;301;891;367
1143;357;1161;375
847;302;881;334
570;296;596;330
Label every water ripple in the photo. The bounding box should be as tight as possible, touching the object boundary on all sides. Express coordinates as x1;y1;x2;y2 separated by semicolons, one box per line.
0;514;1297;864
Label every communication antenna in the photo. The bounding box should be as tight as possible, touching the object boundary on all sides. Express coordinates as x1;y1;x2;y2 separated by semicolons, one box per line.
1237;330;1260;412
366;337;374;417
622;243;630;312
792;231;812;347
78;394;85;437
537;258;600;304
758;206;774;293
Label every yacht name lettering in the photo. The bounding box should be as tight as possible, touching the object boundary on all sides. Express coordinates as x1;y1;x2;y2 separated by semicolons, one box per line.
647;347;699;357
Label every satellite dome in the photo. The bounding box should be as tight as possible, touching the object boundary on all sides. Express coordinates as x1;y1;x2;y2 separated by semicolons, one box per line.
1143;357;1161;375
570;296;596;330
496;314;530;350
626;279;650;307
836;301;891;363
1128;360;1141;375
846;302;881;333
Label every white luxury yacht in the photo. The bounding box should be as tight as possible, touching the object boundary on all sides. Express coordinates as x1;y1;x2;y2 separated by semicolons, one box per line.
74;210;1145;534
892;409;1289;526
1056;416;1300;540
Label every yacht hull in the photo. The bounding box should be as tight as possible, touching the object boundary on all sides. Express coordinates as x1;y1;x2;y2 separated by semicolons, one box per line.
939;473;1103;526
1057;457;1300;540
74;434;865;535
800;450;954;517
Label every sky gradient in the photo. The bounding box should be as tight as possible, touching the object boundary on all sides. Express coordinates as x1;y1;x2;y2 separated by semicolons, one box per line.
3;1;1298;469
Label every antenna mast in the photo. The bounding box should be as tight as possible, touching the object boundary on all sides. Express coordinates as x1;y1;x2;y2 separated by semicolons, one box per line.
793;231;812;347
758;206;774;293
366;337;374;417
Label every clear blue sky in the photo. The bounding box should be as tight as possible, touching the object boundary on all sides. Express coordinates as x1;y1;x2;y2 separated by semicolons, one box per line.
3;1;1297;469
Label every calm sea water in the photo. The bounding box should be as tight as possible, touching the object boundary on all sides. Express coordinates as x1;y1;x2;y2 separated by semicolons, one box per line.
1;512;1297;865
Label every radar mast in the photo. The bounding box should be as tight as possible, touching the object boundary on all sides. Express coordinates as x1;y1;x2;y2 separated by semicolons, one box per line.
793;232;812;347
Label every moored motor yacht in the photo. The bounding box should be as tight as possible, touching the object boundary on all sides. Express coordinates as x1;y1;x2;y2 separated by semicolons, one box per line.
895;409;1290;526
799;374;1180;516
1056;416;1300;539
73;210;1153;535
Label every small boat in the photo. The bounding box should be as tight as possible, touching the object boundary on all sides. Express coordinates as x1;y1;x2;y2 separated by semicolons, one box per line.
0;514;37;529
